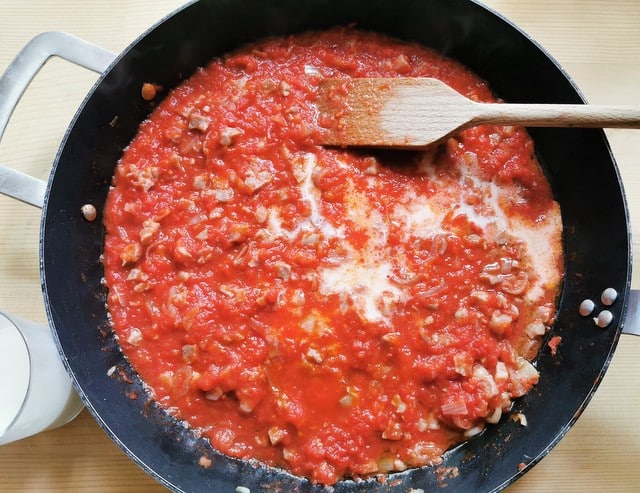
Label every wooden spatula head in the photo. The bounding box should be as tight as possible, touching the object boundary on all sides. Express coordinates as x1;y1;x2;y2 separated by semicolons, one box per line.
316;77;475;148
316;77;640;149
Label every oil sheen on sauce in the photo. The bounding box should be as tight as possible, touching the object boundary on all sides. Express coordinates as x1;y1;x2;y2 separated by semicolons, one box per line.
103;28;564;485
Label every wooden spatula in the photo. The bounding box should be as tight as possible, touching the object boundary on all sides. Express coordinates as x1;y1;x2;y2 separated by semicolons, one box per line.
316;77;640;149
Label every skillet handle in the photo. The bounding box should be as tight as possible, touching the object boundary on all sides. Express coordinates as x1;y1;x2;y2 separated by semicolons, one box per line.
0;31;116;208
621;290;640;336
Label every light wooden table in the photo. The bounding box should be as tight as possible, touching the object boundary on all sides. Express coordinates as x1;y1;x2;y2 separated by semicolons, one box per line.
1;1;639;491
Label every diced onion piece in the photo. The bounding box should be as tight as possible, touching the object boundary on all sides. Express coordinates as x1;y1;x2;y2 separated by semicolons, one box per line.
243;168;272;193
189;114;211;132
382;421;403;440
239;400;254;413
500;271;529;295
525;320;546;338
391;394;407;413
510;358;539;397
512;412;528;426
126;328;142;346
339;394;354;408
205;387;224;401
463;425;484;438
220;126;243;146
268;426;287;445
441;399;468;415
303;64;320;75
488;312;513;335
472;364;498;397
306;347;323;364
486;407;502;424
494;361;509;381
121;243;143;266
453;352;472;376
406;441;440;465
417;413;441;431
499;257;518;274
536;304;554;323
182;344;197;363
377;456;395;473
140;219;160;244
482;262;500;274
300;314;316;333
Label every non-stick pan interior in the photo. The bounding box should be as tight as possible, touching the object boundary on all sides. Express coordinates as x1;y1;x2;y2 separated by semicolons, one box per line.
41;0;630;491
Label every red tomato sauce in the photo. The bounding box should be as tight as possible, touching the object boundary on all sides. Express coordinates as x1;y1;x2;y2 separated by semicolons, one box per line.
103;28;563;485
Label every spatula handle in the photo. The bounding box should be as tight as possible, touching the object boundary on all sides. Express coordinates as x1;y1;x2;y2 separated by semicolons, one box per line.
474;103;640;129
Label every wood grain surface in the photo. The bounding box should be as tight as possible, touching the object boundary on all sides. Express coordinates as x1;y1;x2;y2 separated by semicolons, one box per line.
1;1;639;491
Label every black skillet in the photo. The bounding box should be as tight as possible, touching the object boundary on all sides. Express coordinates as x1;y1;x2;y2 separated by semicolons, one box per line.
0;0;635;491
